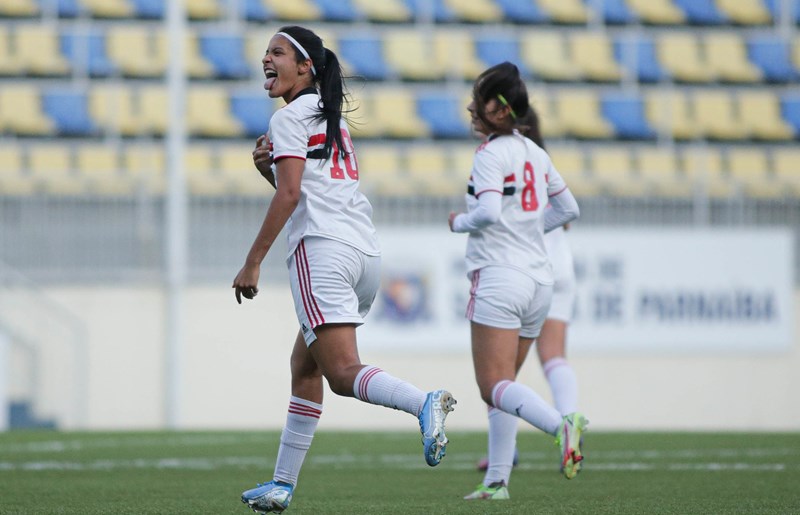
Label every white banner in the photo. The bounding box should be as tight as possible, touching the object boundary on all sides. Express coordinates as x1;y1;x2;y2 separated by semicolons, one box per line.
359;227;794;354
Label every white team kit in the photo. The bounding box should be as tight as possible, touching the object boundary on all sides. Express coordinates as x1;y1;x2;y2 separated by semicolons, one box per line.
269;89;381;345
462;130;572;337
544;226;577;323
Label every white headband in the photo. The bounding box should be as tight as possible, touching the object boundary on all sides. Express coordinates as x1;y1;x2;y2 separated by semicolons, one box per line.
276;31;317;76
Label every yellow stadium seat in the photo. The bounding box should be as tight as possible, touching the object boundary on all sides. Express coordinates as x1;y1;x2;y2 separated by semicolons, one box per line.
715;0;772;25
353;0;411;22
345;90;382;139
520;32;581;82
738;91;794;141
657;33;713;83
589;146;649;196
15;25;71;76
626;0;685;24
219;144;270;196
794;37;800;72
372;88;429;139
693;90;749;140
443;0;503;22
29;144;85;195
0;26;22;75
79;0;134;17
263;0;320;20
636;147;691;197
123;144;165;194
185;145;227;195
726;147;782;198
644;90;698;140
155;32;214;79
681;146;735;197
406;145;461;196
76;144;135;196
384;30;443;81
187;87;243;138
139;86;168;136
0;0;39;16
556;90;613;139
451;143;476;181
704;33;762;83
537;0;589;24
0;146;34;195
547;146;599;197
357;144;416;197
772;148;800;196
434;30;485;80
0;85;54;136
528;91;564;139
107;27;163;77
570;32;623;82
89;84;142;136
186;0;222;20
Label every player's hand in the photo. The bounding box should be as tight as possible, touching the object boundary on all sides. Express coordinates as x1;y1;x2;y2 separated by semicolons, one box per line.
253;134;274;181
232;263;260;304
448;211;459;232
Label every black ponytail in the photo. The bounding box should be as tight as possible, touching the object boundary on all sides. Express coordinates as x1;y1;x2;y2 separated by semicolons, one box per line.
473;61;530;135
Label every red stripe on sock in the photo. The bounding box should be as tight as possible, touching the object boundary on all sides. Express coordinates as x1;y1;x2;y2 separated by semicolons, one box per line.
358;367;382;402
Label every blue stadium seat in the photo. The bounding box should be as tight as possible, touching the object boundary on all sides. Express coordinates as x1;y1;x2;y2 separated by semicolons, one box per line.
599;0;636;24
416;93;470;138
764;0;800;23
403;0;455;22
494;0;550;23
315;0;359;21
42;90;98;136
230;92;271;137
748;37;798;83
614;36;667;82
673;0;727;24
781;94;800;136
61;31;116;77
338;36;390;80
601;93;656;139
243;0;271;21
475;36;530;77
131;0;164;18
200;34;250;80
58;0;81;17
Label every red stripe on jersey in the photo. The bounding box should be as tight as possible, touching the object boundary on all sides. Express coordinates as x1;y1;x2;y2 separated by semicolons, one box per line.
475;188;502;198
308;133;326;147
503;173;516;183
548;185;568;198
358;367;383;402
299;241;325;327
274;155;306;162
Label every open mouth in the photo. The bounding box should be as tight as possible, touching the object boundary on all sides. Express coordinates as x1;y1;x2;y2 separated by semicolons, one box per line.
264;69;277;90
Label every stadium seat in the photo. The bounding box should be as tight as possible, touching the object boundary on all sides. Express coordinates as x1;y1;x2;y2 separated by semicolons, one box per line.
186;0;222;20
570;32;623;82
339;35;391;80
747;36;797;83
371;88;430;138
443;0;503;23
17;25;71;76
716;0;772;25
262;0;321;20
537;0;589;24
672;0;726;24
89;84;141;136
311;0;357;21
57;0;81;17
704;33;762;83
416;92;471;138
80;0;134;18
107;27;163;78
529;90;564;139
28;144;85;195
520;32;580;82
772;148;800;196
644;90;698;140
0;26;22;75
780;94;800;136
131;0;164;18
588;146;649;196
356;144;415;197
738;91;795;141
681;146;735;197
123;144;165;194
636;147;692;197
219;144;266;196
793;37;800;76
693;90;749;140
434;29;485;80
0;0;39;17
352;0;411;22
451;143;475;179
0;85;54;136
476;35;528;76
139;86;168;135
242;0;271;21
657;33;714;82
229;92;271;138
42;90;98;137
547;146;599;197
60;30;116;77
200;34;250;80
625;0;685;24
599;0;636;24
494;0;550;23
0;146;35;196
187;87;244;138
406;145;461;196
556;90;613;139
614;35;668;82
155;32;214;79
183;145;227;196
403;0;455;23
601;94;656;139
76;144;134;196
384;30;443;81
725;147;784;197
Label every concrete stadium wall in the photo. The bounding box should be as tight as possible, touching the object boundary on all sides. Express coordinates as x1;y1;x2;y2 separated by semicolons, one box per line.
18;285;800;432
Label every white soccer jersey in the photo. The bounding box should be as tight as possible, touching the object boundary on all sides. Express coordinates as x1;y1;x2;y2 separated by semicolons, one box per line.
269;90;380;259
463;130;568;285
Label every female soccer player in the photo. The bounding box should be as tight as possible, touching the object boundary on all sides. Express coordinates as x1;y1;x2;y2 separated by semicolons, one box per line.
448;62;586;501
233;26;455;514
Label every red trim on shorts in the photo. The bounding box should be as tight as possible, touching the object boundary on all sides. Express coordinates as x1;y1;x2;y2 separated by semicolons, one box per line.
298;240;325;327
294;241;324;328
358;366;383;402
288;400;322;419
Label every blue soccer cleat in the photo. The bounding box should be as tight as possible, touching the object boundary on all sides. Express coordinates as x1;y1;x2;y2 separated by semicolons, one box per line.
418;389;457;466
241;480;294;514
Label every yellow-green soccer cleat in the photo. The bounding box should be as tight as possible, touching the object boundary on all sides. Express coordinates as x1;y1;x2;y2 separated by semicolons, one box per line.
556;412;589;479
463;481;510;500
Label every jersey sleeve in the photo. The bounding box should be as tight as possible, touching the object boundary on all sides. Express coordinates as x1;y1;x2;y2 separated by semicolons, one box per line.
269;107;308;162
471;144;506;197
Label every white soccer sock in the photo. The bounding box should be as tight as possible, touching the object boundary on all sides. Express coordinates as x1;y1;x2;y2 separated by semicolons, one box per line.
484;406;518;487
352;365;426;416
273;396;322;486
543;357;578;416
491;380;562;436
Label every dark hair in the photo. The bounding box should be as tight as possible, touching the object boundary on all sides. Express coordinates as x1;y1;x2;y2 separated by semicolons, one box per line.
516;105;545;150
472;62;530;135
279;25;347;159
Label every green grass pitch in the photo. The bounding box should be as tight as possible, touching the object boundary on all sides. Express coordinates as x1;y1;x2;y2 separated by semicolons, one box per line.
1;430;798;514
